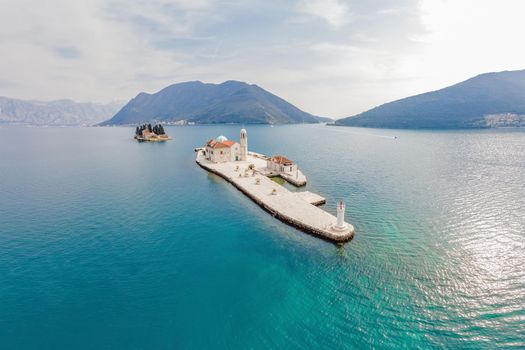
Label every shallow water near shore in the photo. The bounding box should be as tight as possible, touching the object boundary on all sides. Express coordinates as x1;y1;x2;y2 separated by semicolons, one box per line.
0;124;524;349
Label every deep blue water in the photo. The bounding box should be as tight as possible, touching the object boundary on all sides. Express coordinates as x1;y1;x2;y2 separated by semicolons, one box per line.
0;124;524;349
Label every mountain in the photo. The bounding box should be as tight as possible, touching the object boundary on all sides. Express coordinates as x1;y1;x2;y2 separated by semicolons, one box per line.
336;69;525;129
101;80;321;125
0;97;124;126
313;116;334;123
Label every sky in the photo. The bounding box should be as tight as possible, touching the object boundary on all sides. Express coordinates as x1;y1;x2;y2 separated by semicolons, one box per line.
0;0;524;118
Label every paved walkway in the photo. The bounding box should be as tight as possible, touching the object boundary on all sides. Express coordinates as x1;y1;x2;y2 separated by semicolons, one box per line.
196;152;354;243
294;191;326;206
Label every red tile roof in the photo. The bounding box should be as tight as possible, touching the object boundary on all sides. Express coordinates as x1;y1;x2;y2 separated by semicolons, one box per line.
206;139;237;149
222;140;236;147
270;155;294;165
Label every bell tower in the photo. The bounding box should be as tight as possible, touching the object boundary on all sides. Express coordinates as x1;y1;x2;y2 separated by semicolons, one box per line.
240;128;248;161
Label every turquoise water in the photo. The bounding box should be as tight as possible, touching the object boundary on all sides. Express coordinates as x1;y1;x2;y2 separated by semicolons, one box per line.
0;125;524;349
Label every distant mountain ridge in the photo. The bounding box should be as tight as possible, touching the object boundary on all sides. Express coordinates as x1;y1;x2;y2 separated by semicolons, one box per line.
336;69;525;129
101;80;328;125
0;97;123;126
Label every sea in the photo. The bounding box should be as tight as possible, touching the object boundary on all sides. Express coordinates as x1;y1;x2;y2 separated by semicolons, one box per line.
0;124;524;349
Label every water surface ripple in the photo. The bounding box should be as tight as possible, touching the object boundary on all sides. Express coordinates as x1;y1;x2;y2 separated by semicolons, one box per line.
0;125;524;349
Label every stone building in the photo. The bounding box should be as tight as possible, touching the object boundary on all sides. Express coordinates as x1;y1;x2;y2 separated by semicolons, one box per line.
204;129;248;163
266;155;298;176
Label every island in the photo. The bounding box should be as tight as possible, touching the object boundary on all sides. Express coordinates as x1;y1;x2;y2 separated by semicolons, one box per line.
134;123;171;142
195;129;355;243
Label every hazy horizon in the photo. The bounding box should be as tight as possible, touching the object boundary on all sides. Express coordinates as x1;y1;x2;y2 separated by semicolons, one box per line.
1;0;525;118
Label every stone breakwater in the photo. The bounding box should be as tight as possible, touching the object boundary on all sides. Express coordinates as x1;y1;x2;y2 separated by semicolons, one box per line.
196;151;355;243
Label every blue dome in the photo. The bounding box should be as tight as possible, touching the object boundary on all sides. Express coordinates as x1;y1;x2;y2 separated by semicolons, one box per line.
216;135;228;142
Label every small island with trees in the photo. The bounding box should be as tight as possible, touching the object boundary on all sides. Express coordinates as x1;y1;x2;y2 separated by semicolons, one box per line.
134;123;172;142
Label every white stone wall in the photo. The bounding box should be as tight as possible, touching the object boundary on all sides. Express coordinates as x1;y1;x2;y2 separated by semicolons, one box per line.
206;143;240;163
266;160;296;174
232;144;240;161
283;164;297;175
208;147;229;163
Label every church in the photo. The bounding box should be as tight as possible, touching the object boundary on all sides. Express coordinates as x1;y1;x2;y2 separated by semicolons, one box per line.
204;129;248;163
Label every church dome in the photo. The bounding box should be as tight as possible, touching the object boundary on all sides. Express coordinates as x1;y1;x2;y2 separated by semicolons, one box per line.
216;135;228;142
240;128;247;134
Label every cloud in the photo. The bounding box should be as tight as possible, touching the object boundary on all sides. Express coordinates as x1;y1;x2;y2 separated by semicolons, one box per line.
296;0;352;29
53;47;82;59
0;79;18;89
102;0;214;38
0;0;426;117
0;0;523;118
395;0;525;97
